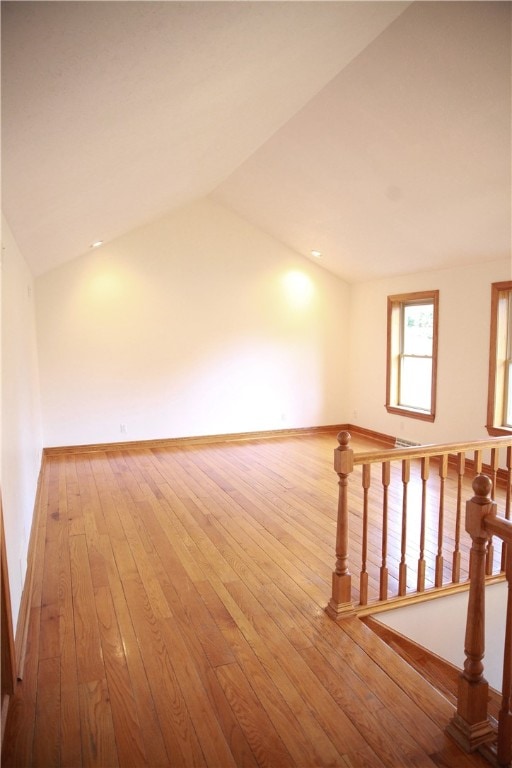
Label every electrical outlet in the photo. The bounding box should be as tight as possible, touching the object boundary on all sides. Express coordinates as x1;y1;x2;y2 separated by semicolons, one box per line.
120;423;127;433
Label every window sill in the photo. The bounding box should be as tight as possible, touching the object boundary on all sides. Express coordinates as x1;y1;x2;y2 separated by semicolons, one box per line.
486;425;512;437
386;405;435;423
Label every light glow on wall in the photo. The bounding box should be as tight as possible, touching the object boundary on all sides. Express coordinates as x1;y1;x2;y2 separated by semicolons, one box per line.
282;270;314;308
85;262;140;309
89;270;122;300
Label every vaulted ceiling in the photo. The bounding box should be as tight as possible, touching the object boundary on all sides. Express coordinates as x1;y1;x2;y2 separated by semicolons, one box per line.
2;1;510;282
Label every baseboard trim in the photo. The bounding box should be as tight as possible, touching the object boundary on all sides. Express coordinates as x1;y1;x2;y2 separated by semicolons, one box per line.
43;424;507;486
362;614;462;677
14;452;47;680
447;453;510;487
345;424;395;447
362;613;502;703
43;423;354;456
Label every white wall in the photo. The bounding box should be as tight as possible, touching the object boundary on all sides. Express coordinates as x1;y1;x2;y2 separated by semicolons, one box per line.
348;259;511;445
1;215;43;632
35;201;511;450
36;198;350;447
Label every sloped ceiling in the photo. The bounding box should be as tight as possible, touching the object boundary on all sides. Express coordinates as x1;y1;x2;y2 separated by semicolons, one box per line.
2;1;510;282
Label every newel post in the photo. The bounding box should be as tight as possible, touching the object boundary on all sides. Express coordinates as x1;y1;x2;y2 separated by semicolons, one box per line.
447;474;497;752
326;431;355;619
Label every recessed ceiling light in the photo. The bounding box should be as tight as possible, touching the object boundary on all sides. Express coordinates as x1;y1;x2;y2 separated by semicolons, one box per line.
311;250;322;258
90;240;103;248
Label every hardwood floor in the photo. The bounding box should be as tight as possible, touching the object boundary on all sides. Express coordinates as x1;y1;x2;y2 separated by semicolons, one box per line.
2;430;496;766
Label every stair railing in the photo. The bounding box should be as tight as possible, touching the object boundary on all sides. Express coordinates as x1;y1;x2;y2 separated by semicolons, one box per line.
446;474;512;766
326;432;512;619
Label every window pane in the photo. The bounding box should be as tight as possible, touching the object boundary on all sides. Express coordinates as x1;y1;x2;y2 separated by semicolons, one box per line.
387;290;438;420
400;356;432;411
403;304;433;356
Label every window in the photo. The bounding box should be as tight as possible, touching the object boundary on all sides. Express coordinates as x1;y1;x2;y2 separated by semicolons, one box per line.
386;290;439;421
487;281;512;435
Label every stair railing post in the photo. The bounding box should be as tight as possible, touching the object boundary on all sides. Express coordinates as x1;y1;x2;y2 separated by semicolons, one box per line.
447;474;497;753
326;431;355;619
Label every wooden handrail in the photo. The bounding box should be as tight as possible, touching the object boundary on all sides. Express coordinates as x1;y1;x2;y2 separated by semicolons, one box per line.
486;515;512;543
446;475;512;766
353;435;512;466
327;431;512;616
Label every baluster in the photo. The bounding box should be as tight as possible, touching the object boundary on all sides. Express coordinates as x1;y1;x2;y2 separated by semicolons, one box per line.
379;461;390;601
472;450;483;581
497;545;512;766
417;456;429;593
398;459;410;597
326;432;355;619
360;464;370;606
501;446;511;572
446;475;496;753
435;454;448;588
489;447;499;500
452;452;465;583
486;448;499;576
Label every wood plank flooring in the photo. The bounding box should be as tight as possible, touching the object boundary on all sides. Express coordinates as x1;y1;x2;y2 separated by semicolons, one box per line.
2;430;496;767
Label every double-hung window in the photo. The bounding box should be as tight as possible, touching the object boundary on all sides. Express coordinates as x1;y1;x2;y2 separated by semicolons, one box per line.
386;291;439;421
487;281;512;435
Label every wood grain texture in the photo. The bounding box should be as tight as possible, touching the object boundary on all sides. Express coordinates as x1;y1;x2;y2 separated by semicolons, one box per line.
2;430;493;767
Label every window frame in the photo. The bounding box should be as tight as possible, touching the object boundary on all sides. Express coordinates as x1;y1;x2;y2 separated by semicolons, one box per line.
386;290;439;422
486;281;512;436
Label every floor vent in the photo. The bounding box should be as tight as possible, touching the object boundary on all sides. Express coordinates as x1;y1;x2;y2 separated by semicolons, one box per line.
395;437;421;448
